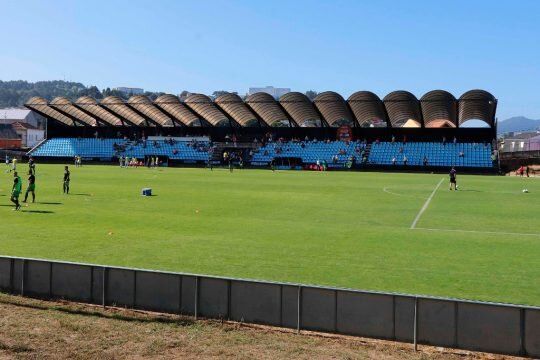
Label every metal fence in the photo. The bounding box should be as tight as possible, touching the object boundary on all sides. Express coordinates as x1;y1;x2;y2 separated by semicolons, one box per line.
0;255;538;357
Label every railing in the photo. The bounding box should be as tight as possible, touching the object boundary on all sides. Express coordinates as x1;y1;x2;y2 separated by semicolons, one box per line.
0;255;538;357
26;138;48;156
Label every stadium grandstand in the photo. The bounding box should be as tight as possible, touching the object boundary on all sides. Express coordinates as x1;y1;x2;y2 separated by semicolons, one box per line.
24;89;498;171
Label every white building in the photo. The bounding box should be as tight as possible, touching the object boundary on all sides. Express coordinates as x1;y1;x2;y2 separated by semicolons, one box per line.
114;87;145;96
0;108;44;128
11;122;45;148
248;86;290;99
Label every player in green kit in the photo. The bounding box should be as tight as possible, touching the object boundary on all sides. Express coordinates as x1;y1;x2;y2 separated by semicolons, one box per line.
23;170;36;203
11;171;22;210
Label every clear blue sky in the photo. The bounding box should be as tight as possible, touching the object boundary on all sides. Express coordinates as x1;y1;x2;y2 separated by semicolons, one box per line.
1;0;539;120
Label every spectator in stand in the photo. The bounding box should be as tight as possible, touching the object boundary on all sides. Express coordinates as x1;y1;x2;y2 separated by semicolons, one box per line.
392;157;397;165
459;151;464;157
403;155;408;166
442;136;446;145
423;156;428;166
453;136;457;145
402;135;407;144
391;135;395;143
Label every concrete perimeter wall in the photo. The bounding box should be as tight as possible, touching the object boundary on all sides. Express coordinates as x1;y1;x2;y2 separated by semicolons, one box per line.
0;256;538;357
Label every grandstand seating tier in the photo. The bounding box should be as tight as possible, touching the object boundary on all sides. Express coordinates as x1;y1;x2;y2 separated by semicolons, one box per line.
29;138;495;169
29;138;211;162
368;142;493;168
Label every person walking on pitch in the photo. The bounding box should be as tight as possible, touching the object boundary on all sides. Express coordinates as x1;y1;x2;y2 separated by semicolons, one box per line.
28;157;36;174
63;166;71;194
449;167;458;190
23;170;36;203
11;171;22;210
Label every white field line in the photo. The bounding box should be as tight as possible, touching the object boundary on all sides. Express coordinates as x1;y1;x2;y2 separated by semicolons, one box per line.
413;227;540;237
383;186;428;199
410;178;444;229
383;187;409;197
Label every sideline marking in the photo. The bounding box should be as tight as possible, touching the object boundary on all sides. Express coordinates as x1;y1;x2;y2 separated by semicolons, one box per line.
413;227;540;238
410;178;444;229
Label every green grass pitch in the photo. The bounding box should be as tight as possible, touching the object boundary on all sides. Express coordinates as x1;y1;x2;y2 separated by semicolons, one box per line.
1;164;539;306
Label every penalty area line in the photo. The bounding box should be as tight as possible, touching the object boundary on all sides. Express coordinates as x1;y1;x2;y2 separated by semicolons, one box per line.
410;178;444;229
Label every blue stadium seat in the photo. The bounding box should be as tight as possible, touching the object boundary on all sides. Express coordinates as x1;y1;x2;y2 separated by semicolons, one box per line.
251;140;362;168
29;138;211;162
368;142;494;168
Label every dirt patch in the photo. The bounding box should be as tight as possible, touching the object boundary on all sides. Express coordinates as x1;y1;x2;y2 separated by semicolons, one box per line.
0;293;523;359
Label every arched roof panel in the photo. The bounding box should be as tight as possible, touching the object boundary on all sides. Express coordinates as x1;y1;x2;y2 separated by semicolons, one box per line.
101;96;146;126
184;94;230;126
420;90;457;128
458;90;496;127
347;91;388;127
154;94;200;126
279;92;320;126
128;95;173;126
75;96;123;126
245;92;291;126
313;91;354;126
51;97;98;126
215;93;260;126
383;91;422;127
25;96;74;126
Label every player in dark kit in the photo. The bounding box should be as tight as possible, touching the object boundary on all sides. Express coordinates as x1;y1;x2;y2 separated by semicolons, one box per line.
11;171;22;210
63;166;70;194
23;170;36;203
28;157;36;175
449;167;457;191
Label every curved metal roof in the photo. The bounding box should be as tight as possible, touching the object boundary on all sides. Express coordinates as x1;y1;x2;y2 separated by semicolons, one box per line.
215;93;260;127
154;94;200;126
279;92;321;127
25;97;74;126
458;90;496;127
313;91;354;127
185;94;231;126
128;95;173;126
383;91;422;127
50;97;97;126
101;96;146;126
26;89;496;129
245;92;291;126
420;90;457;128
74;96;123;126
347;91;388;127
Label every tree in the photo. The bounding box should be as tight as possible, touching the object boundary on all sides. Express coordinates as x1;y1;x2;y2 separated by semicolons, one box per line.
305;90;318;101
178;91;190;101
211;90;230;99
